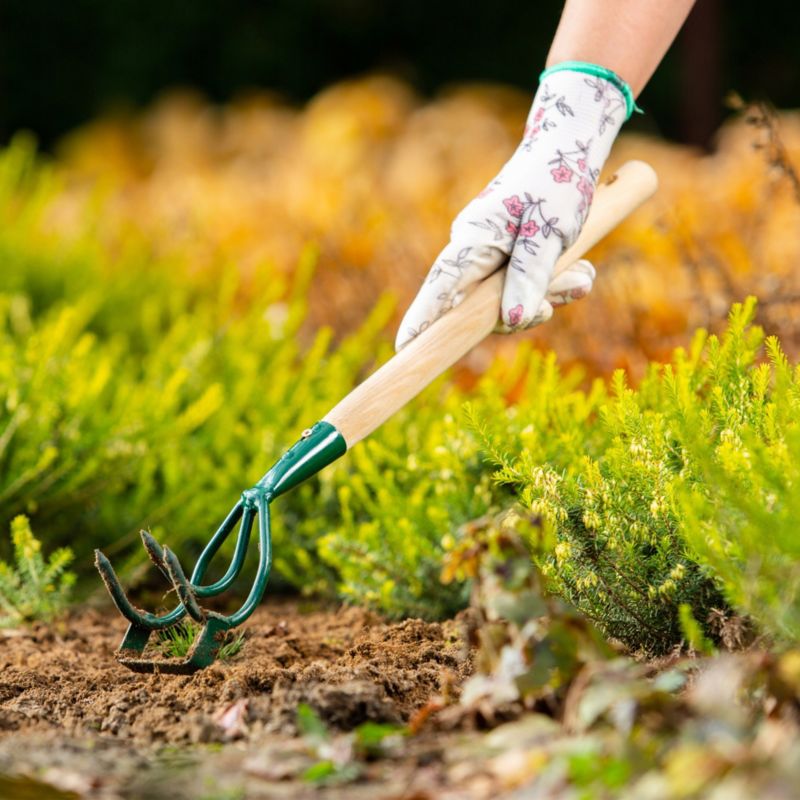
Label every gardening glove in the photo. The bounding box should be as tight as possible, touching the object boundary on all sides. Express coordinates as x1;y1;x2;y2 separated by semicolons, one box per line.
396;63;635;351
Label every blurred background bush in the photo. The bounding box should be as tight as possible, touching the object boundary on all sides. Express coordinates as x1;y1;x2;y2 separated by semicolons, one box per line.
1;0;798;149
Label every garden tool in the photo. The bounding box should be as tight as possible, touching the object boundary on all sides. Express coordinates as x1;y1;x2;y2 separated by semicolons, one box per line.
95;160;658;674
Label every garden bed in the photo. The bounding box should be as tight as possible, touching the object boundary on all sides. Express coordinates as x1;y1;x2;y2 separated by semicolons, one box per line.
0;602;525;799
0;601;469;744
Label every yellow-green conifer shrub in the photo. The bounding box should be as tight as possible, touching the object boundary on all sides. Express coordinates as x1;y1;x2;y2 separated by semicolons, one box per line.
312;392;498;617
0;137;399;587
0;515;75;625
470;299;792;652
307;347;594;619
677;330;800;643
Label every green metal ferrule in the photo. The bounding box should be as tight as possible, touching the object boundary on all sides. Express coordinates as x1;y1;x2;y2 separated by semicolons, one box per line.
246;421;346;504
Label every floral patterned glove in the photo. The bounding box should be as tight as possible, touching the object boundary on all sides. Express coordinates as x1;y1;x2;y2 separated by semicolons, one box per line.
396;64;631;351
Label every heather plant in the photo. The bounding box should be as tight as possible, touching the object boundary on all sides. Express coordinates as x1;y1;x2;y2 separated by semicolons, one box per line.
0;134;491;608
0;263;395;587
469;299;796;652
0;515;75;626
0;135;398;587
3;129;800;656
676;332;800;642
307;346;599;618
313;390;496;618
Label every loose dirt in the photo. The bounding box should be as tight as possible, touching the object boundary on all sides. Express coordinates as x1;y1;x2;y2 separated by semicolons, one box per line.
0;601;470;746
0;602;498;798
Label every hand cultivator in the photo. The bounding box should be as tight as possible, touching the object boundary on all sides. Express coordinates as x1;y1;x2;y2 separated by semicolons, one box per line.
95;160;658;674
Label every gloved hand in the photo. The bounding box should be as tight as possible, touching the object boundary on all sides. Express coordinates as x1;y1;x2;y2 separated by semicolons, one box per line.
396;64;630;351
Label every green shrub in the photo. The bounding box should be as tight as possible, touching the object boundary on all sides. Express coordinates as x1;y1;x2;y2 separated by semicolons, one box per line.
2;136;798;655
313;391;497;618
677;331;800;643
0;269;395;585
0;515;75;625
471;298;800;652
0;136;503;615
0;136;393;592
326;297;800;646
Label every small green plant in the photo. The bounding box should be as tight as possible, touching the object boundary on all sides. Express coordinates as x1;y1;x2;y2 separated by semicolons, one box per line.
0;515;75;626
296;703;405;785
157;621;246;662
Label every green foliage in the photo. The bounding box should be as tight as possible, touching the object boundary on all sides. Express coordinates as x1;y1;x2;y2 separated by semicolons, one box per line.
296;703;404;785
470;299;800;652
313;393;498;618
0;138;390;593
676;327;800;644
0;259;390;582
0;515;75;625
3;137;800;655
156;621;245;662
467;351;711;652
0;137;498;618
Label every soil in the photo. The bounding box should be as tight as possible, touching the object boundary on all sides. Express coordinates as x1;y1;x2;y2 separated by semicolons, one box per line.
0;601;470;746
0;601;507;799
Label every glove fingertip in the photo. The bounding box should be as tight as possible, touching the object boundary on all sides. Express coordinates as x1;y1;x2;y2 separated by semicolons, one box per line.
527;298;554;328
499;296;553;332
573;258;596;280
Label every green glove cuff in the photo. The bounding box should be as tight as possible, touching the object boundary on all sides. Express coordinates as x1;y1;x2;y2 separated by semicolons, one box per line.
539;60;643;121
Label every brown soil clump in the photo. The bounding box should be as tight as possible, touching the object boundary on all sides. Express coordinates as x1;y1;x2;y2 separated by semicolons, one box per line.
0;601;470;746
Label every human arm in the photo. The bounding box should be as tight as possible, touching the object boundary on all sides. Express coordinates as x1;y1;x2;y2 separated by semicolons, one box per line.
547;0;696;96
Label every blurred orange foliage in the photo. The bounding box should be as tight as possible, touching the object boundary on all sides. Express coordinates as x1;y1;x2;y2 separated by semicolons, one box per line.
54;76;800;378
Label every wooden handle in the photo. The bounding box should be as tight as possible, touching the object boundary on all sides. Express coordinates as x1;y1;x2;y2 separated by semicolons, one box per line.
324;160;658;447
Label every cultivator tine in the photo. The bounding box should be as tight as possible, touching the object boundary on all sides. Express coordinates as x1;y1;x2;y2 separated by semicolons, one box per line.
226;491;273;628
140;531;170;580
94;549;183;630
162;546;206;623
94;501;257;671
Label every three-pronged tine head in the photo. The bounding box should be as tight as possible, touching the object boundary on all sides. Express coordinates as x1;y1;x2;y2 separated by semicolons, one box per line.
94;496;266;673
95;421;348;673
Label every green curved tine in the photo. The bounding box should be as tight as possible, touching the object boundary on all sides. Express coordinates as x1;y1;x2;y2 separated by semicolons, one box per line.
163;546;206;623
228;488;273;628
191;504;255;597
95;500;253;629
157;488;272;626
140;531;171;580
95;549;187;630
